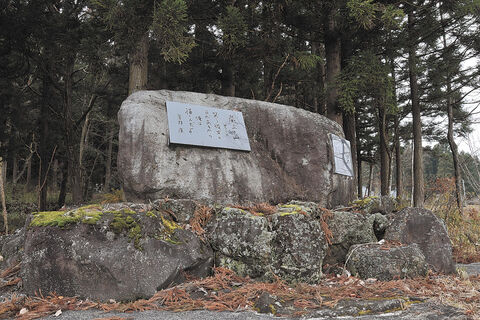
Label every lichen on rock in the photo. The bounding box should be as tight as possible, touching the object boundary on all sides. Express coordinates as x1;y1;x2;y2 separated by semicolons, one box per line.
21;202;213;301
208;206;273;278
323;211;379;266
346;243;428;280
270;210;327;283
209;201;328;283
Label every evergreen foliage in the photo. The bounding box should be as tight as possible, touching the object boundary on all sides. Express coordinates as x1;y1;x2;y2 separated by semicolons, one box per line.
1;0;480;215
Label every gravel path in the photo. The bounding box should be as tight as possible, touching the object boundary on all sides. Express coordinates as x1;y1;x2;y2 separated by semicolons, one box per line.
40;302;470;320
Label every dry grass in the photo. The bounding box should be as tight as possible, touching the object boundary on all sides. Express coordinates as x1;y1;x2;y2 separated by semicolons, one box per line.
426;178;480;264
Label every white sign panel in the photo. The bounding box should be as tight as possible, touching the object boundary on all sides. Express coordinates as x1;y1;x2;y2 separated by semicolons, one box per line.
166;101;251;151
330;134;353;177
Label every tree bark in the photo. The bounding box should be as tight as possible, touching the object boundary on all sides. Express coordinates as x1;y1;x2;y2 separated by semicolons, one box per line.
357;158;363;197
390;58;403;201
57;161;68;208
221;60;235;96
0;158;8;235
63;54;83;204
394;115;402;200
441;13;463;212
408;10;425;208
367;163;373;196
12;154;18;187
343;110;357;196
103;122;114;193
128;33;149;95
79;111;90;168
324;3;342;125
378;104;390;196
356;108;363;197
39;71;51;210
52;159;58;190
26;152;31;190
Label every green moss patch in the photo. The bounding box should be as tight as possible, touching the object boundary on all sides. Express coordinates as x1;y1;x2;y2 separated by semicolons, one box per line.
108;208;142;250
158;215;182;245
31;205;103;228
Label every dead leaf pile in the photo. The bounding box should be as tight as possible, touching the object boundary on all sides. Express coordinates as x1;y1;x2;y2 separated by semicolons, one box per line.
1;267;479;319
231;203;277;216
188;205;213;238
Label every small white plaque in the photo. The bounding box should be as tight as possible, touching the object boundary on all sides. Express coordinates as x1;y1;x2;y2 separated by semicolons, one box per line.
330;134;353;177
166;101;251;151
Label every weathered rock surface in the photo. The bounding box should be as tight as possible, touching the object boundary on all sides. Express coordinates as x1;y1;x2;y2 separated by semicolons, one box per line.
208;202;328;283
270;210;327;283
209;207;272;278
384;207;455;274
346;243;428;280
323;211;387;266
457;262;480;276
118;90;354;207
21;205;213;301
0;228;25;269
366;196;397;215
153;198;198;223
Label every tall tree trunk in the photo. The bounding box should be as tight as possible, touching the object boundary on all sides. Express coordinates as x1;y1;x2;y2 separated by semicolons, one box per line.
39;72;51;211
26;153;31;190
313;40;326;115
390;58;403;201
221;61;235;96
64;55;83;204
343;111;357;196
263;59;273;99
341;35;356;198
394;115;402;200
367;163;373;196
103;122;114;193
378;104;390;196
356;110;363;197
0;158;7;235
357;158;363;197
52;159;58;190
408;10;425;207
2;162;6;187
324;3;342;125
79;112;90;168
447;100;463;211
58;161;68;208
440;11;463;212
128;33;149;95
12;154;18;187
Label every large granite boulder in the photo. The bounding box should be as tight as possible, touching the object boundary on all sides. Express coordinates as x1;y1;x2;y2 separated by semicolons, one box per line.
0;228;25;269
208;202;328;283
384;207;455;274
21;204;213;301
346;243;428;280
118;90;354;207
323;211;388;266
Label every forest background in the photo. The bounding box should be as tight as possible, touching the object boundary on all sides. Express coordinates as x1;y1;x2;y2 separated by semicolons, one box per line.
1;0;480;260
